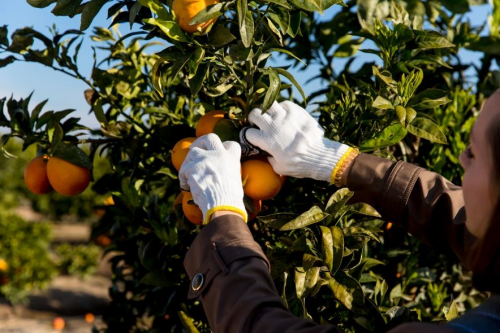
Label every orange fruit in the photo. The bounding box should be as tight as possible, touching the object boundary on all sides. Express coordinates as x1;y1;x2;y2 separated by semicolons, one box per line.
171;137;196;171
172;0;219;34
241;159;282;200
24;155;53;194
94;234;112;247
0;259;7;271
182;191;203;225
52;317;65;330
46;157;91;196
247;199;262;221
196;110;225;137
173;192;184;217
85;313;95;324
280;175;286;187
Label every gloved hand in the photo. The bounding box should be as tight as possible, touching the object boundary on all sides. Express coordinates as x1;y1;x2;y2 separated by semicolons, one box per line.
243;101;354;183
179;134;247;225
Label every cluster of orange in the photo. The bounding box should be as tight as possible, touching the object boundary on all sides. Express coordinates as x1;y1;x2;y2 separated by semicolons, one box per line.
171;110;284;225
24;155;91;196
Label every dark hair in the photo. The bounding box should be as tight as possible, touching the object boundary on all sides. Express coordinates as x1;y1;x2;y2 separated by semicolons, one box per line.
471;113;500;292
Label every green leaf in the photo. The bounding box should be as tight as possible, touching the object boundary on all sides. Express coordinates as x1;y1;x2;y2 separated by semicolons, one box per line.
51;143;93;169
289;0;322;12
372;96;393;110
267;48;306;66
0;56;16;68
295;265;320;299
237;0;247;29
395;105;406;126
444;299;459;321
138;0;171;20
240;10;254;48
359;124;407;152
0;25;8;47
93;98;108;126
321;226;344;275
274;68;307;103
80;0;107;31
48;122;64;146
440;0;470;14
280;206;329;230
190;63;209;96
213;119;239;142
320;226;334;272
189;3;224;25
7;33;33;54
143;18;188;42
329;276;353;310
406;107;417;126
140;271;175;287
208;25;235;47
268;9;290;34
188;47;205;78
414;30;455;50
266;0;292;8
325;188;353;216
257;213;299;229
151;57;169;96
409;89;451;109
407;117;448;144
347;203;381;218
261;68;281;112
178;311;200;333
343;226;379;242
52;0;81;16
27;0;57;8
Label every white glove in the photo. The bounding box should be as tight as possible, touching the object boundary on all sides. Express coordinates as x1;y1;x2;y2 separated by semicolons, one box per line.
179;134;247;225
243;101;350;183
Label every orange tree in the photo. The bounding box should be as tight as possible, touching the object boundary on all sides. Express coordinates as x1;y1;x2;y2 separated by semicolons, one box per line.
1;0;499;331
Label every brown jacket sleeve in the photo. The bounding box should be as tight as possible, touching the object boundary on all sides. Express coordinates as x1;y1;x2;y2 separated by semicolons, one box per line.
183;215;339;333
345;153;478;269
183;153;478;333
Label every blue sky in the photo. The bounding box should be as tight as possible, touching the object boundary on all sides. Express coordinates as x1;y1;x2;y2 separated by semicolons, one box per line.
0;2;493;128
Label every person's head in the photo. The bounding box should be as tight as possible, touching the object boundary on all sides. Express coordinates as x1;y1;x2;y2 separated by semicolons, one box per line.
459;89;500;292
459;91;500;239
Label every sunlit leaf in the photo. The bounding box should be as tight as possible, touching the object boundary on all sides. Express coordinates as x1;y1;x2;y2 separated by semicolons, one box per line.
280;206;329;230
407;117;448;144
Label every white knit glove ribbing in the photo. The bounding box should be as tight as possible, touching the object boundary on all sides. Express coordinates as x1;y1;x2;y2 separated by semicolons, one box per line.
179;134;247;225
244;101;350;182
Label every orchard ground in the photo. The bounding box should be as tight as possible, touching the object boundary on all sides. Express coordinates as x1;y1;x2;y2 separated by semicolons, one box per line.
0;205;113;332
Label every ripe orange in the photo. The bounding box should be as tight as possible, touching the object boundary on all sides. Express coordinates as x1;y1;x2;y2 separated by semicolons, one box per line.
195;110;225;137
24;155;53;194
172;0;219;34
94;234;112;247
85;313;95;324
46;157;91;196
0;259;7;271
241;159;282;200
280;175;286;187
52;317;65;330
247;199;262;221
173;192;184;217
182;191;203;225
171;137;196;171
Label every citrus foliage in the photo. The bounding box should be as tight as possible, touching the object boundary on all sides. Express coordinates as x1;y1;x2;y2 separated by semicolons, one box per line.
1;0;500;331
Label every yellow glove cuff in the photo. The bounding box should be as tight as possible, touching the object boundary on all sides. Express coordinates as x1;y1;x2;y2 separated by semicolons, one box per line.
204;206;248;225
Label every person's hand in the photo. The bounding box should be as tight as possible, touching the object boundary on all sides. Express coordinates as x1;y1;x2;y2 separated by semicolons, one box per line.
243;101;355;183
179;134;247;225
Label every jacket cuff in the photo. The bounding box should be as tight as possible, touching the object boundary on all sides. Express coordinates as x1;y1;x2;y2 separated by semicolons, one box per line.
184;215;269;299
346;153;424;222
